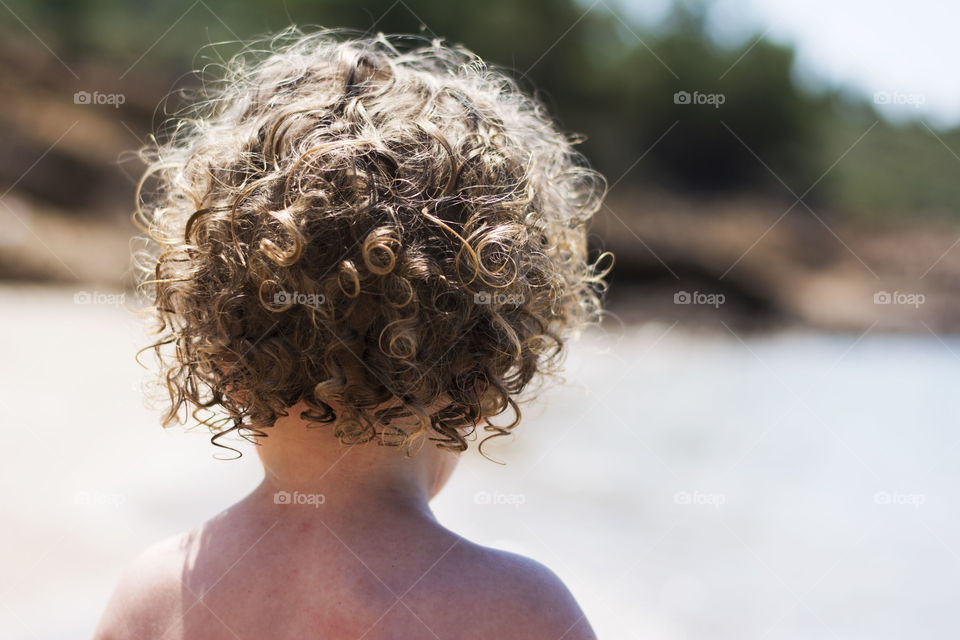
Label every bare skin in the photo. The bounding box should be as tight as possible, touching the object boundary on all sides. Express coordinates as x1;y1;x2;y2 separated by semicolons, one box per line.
94;404;597;640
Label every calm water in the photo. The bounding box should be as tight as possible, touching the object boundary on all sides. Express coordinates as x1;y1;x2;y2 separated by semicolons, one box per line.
2;285;958;639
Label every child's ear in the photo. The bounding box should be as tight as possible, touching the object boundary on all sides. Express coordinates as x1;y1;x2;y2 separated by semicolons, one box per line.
221;361;251;405
226;386;251;405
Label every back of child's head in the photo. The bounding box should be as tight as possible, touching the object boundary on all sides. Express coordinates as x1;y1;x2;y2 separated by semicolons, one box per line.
138;29;608;454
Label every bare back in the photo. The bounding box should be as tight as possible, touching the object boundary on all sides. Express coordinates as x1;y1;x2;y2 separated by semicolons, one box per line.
95;492;596;640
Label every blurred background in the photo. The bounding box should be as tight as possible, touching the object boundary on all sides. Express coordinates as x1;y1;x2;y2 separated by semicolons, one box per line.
2;0;959;638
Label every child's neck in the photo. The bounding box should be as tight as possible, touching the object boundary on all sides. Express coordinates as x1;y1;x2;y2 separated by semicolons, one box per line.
247;404;460;521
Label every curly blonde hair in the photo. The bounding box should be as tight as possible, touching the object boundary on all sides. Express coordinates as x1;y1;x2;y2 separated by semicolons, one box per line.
136;29;608;456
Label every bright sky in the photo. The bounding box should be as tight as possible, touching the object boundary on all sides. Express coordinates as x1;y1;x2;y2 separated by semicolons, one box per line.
619;0;960;127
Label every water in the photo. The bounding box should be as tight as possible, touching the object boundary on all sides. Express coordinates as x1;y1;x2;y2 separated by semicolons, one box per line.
1;285;958;639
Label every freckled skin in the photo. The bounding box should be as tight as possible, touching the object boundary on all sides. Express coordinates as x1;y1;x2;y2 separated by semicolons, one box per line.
93;403;597;640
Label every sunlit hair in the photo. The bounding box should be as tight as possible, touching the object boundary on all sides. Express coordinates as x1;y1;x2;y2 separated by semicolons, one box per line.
135;28;609;457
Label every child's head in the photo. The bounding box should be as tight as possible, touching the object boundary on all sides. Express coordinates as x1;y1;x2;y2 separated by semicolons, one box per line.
138;29;607;455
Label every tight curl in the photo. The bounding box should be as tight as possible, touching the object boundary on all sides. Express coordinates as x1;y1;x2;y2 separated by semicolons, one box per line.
135;29;609;457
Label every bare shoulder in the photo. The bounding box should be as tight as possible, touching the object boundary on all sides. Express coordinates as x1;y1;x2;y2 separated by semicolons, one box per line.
416;537;598;640
93;530;195;640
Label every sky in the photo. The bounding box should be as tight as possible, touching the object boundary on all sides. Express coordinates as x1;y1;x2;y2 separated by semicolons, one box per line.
619;0;960;127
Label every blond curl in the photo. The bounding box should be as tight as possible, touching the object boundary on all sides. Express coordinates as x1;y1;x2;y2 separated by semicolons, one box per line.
135;28;609;457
